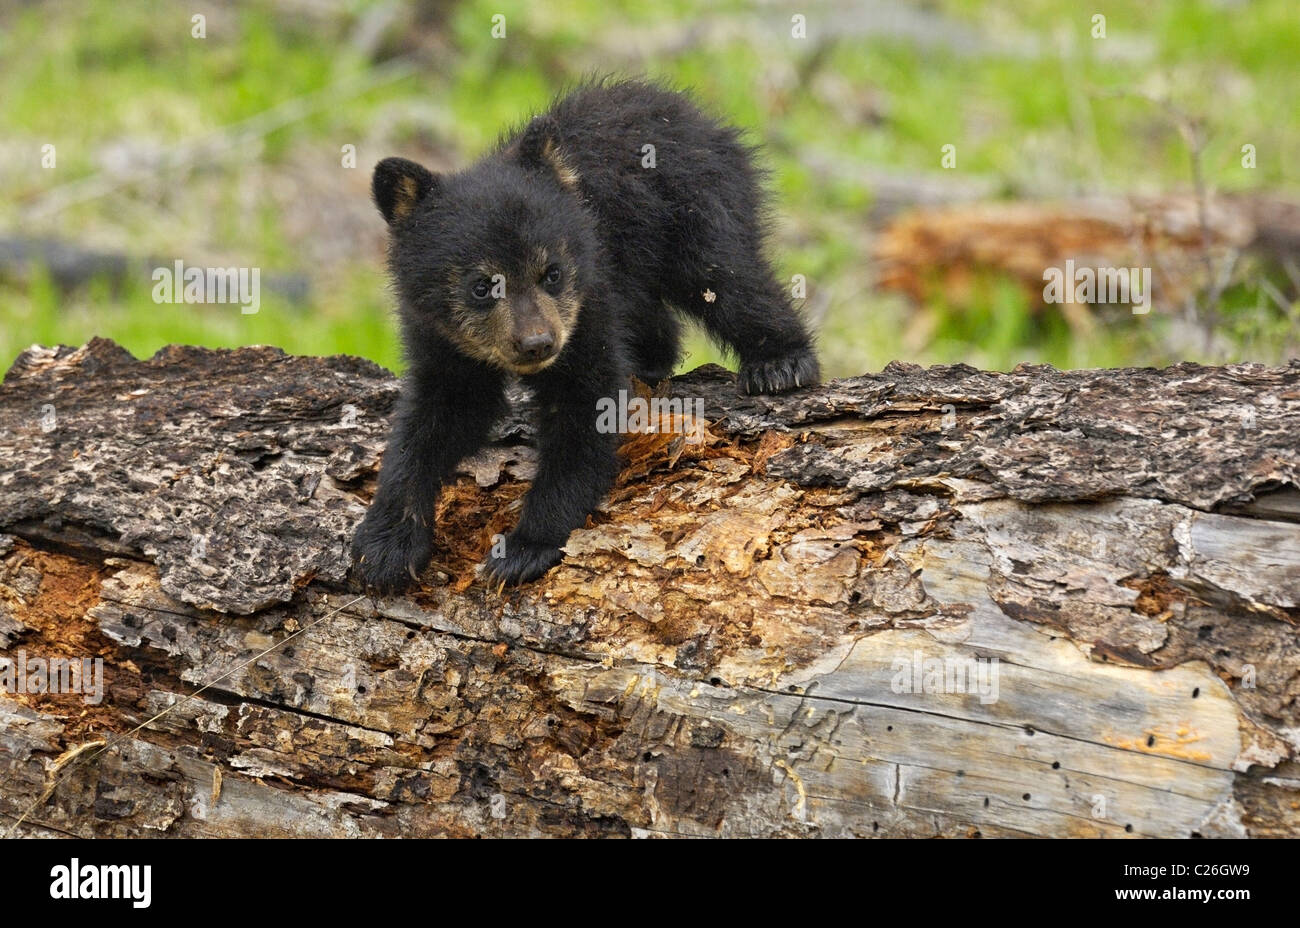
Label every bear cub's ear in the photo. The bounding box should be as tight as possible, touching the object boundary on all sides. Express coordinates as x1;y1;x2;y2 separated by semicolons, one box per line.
517;115;579;191
372;157;440;226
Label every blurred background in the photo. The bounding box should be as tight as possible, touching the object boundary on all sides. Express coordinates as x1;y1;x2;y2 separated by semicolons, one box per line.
1;0;1297;378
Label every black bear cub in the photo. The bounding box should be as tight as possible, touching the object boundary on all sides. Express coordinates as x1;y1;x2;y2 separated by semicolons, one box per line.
353;79;819;591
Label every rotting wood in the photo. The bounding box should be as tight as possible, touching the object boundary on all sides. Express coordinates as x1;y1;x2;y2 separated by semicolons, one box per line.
872;193;1300;317
1;337;1298;837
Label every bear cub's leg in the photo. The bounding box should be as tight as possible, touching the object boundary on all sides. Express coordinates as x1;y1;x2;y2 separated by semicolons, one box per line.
666;216;818;396
352;364;506;593
627;303;682;385
482;377;621;587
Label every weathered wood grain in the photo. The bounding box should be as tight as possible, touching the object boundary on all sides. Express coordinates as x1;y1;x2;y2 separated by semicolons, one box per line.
1;338;1297;837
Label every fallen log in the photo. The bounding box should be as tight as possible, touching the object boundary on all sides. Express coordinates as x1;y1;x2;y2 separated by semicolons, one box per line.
1;337;1298;838
872;193;1300;317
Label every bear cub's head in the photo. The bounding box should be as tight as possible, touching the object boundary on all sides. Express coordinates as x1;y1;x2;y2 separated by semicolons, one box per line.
372;117;596;376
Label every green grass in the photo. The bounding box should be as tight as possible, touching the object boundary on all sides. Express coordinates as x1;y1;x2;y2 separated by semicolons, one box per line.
1;0;1296;376
1;266;397;367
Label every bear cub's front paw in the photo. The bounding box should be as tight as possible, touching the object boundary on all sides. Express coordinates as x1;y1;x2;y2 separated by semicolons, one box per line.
352;508;434;594
739;349;820;395
482;533;564;587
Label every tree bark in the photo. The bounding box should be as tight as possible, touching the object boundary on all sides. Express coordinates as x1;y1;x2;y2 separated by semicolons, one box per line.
1;337;1298;838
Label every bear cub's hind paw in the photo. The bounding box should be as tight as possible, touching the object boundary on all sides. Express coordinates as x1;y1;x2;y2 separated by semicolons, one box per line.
739;349;820;395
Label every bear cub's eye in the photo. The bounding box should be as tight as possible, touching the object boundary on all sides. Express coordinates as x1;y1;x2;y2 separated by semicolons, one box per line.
469;277;495;302
541;264;563;291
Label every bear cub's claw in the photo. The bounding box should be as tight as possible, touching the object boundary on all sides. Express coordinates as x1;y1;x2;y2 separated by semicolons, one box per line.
482;533;565;587
739;350;821;395
351;510;433;595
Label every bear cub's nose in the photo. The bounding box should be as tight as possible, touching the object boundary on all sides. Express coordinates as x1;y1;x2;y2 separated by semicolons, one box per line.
515;332;556;361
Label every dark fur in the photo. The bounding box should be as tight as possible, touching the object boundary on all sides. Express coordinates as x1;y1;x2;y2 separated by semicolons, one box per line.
354;79;819;591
